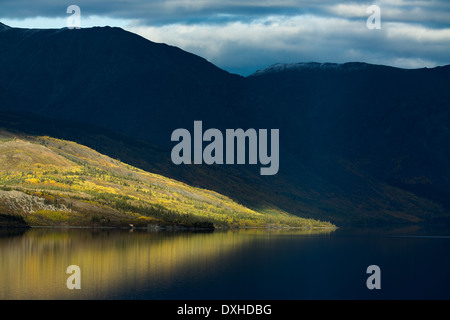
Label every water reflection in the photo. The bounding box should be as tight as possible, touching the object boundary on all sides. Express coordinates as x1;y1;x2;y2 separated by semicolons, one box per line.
0;227;333;300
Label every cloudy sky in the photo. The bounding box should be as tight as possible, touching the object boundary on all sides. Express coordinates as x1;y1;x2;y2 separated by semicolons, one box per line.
1;0;449;75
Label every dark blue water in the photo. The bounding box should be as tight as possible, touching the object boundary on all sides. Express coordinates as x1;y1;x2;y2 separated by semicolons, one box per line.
1;226;449;300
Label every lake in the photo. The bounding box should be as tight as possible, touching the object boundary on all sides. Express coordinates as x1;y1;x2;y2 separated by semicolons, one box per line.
1;226;449;300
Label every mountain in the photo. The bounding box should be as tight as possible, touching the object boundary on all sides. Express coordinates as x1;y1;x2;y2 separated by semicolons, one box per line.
0;23;239;146
252;62;372;75
244;62;450;206
0;129;330;228
0;23;449;225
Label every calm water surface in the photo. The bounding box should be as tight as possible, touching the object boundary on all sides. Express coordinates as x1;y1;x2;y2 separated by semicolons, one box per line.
1;226;450;300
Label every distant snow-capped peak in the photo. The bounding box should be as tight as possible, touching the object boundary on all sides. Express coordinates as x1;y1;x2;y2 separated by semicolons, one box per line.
251;62;370;76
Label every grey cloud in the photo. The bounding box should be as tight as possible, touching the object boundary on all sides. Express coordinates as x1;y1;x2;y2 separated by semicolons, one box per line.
1;0;448;25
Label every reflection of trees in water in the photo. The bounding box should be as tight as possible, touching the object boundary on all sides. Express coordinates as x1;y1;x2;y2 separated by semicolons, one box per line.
0;227;28;238
0;228;334;299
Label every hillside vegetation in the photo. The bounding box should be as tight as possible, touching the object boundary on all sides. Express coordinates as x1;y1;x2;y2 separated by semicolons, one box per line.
0;130;334;229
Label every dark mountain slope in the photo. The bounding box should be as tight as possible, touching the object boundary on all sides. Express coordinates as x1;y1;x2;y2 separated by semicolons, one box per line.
243;63;450;209
0;24;240;145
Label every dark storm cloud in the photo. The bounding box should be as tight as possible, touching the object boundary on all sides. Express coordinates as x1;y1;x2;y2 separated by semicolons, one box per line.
2;0;447;25
0;0;328;26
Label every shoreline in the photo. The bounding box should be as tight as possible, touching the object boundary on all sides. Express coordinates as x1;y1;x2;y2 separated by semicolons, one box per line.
0;224;338;232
